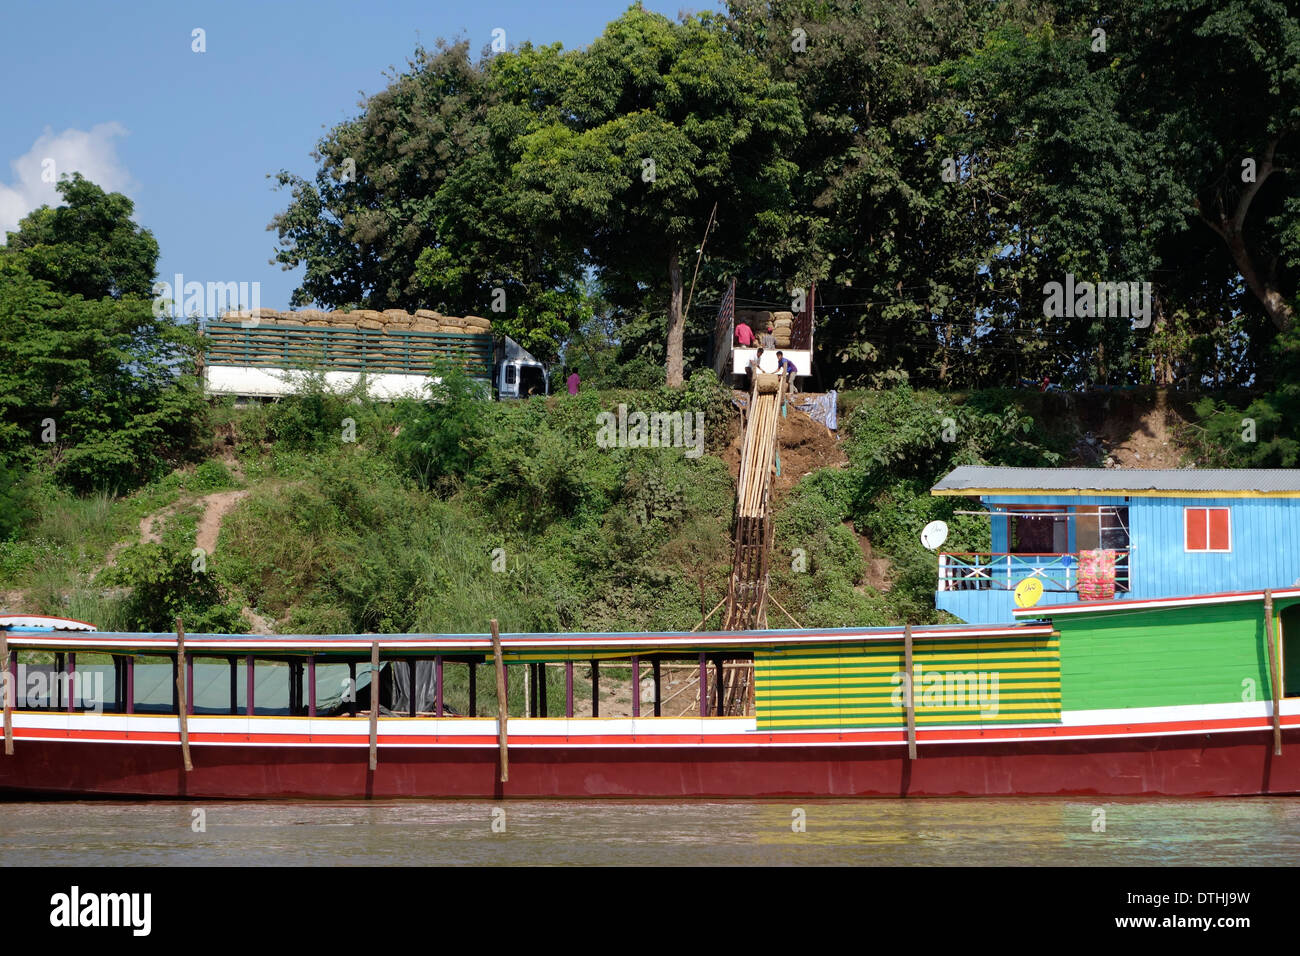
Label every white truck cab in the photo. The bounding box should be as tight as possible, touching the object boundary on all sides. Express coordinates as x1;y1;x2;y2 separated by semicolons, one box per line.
496;337;549;399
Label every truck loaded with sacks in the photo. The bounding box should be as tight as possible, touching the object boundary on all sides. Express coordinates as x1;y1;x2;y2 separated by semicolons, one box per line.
201;308;547;401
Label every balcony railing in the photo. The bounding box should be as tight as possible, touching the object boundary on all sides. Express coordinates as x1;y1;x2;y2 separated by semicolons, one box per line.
937;551;1131;594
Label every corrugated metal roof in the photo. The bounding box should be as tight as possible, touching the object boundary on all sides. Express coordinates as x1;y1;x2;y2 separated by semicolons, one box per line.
932;465;1300;496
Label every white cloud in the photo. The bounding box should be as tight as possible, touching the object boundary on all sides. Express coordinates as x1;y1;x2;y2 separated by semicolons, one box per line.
0;122;135;240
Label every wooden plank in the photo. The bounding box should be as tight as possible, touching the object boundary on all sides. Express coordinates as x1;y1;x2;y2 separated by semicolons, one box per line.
1;634;11;756
491;620;508;783
175;619;193;772
308;656;317;718
631;655;640;718
1265;590;1283;756
435;655;444;718
699;653;708;717
537;658;547;718
904;623;917;760
369;641;380;771
653;659;662;717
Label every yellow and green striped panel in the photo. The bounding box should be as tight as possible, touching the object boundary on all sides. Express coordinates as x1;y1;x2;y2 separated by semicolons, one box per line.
754;635;1061;730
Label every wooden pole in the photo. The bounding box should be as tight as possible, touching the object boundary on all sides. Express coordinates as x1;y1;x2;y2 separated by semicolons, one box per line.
631;655;640;718
682;200;718;321
699;653;708;717
904;623;917;760
653;659;662;717
435;655;444;718
591;660;600;718
175;619;193;772
229;657;238;714
408;659;418;718
246;655;256;716
491;620;508;783
692;597;728;633
308;656;316;718
1;634;11;756
1265;590;1283;756
768;594;803;629
469;661;477;717
565;660;574;718
537;659;547;718
369;641;380;772
67;653;76;713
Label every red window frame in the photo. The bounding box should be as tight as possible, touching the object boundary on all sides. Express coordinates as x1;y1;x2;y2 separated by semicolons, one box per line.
1185;507;1231;552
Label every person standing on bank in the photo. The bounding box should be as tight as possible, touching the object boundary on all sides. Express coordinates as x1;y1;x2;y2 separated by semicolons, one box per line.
775;351;798;398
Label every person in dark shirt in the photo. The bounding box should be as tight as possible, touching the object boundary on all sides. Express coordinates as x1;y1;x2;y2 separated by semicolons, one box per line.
775;351;798;397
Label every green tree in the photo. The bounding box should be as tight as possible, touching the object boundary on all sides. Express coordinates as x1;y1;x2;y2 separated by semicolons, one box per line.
0;254;205;491
270;41;589;360
5;173;160;300
513;7;803;387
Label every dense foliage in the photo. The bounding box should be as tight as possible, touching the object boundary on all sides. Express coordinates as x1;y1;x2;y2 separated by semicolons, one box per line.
0;178;205;493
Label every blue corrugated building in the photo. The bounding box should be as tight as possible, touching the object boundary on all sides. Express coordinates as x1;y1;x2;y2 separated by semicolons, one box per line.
930;466;1300;624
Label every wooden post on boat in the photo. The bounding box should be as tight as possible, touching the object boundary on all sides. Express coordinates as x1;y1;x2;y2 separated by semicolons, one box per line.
308;656;316;718
904;623;917;760
1265;590;1283;756
1;633;11;756
369;641;380;771
175;618;193;772
653;659;662;717
631;655;640;718
565;661;574;718
491;619;508;783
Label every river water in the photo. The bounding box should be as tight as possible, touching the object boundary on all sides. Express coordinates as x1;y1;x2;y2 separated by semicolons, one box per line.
0;797;1296;865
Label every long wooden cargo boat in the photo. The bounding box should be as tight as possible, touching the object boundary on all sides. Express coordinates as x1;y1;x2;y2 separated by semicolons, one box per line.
1;587;1297;798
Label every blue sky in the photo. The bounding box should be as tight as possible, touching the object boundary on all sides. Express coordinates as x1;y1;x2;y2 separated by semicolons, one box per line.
0;0;695;309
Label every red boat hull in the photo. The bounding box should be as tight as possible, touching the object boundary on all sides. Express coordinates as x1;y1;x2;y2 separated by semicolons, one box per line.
1;730;1297;798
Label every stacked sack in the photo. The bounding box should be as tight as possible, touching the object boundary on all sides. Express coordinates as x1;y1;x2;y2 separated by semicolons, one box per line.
736;309;795;348
770;311;794;348
223;308;493;336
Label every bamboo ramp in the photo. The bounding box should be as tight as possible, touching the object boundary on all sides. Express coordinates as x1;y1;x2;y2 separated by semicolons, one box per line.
724;373;787;632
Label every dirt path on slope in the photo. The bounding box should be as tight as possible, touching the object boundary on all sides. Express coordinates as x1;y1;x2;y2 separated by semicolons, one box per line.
195;490;250;555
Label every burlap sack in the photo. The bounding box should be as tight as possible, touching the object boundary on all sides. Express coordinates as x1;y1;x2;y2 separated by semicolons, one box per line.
755;373;780;394
382;309;411;323
353;309;383;321
356;319;383;330
463;315;492;330
414;309;442;320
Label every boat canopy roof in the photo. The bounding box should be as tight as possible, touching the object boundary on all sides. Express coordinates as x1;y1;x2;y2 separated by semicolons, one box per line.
932;465;1300;498
0;622;1054;654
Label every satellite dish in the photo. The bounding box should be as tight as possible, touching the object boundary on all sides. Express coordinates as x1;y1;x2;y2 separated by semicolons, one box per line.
1014;578;1044;609
920;520;949;551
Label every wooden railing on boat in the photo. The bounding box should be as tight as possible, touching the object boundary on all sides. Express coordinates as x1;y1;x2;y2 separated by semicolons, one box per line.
937;550;1131;593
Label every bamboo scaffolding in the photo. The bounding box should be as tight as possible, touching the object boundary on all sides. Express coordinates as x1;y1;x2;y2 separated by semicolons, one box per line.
724;374;788;630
